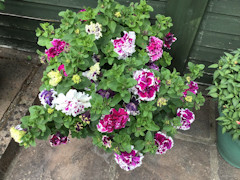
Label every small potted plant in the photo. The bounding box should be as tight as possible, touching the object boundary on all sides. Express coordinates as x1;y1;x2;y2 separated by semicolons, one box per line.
10;0;205;171
208;49;240;168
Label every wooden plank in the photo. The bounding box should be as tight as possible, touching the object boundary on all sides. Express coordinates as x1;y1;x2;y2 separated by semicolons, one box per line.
207;0;240;17
194;31;240;51
1;0;166;21
0;14;48;31
166;0;210;73
189;45;228;63
1;1;73;20
0;26;36;42
200;12;240;36
0;37;39;52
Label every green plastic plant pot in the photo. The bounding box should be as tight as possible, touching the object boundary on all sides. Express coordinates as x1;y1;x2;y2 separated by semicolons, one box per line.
217;124;240;168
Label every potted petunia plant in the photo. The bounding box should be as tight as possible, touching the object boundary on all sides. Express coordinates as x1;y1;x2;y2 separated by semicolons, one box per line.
208;49;240;168
10;0;205;171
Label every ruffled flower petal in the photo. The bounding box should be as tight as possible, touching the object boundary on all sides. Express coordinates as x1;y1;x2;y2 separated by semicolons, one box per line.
164;32;177;50
177;108;195;130
53;89;91;117
50;132;69;146
114;146;144;171
85;22;102;40
154;131;174;155
131;69;160;101
45;39;69;60
112;31;136;60
39;89;57;108
97;108;129;133
146;36;163;62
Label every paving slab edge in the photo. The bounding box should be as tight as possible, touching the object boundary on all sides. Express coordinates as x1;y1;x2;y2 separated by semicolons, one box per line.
0;64;44;177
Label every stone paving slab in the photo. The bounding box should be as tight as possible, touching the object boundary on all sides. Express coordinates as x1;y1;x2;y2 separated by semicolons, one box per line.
0;64;44;160
2;138;213;180
218;153;240;180
0;58;33;120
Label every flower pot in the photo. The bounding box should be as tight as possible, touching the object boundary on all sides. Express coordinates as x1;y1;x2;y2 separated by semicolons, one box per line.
217;124;240;168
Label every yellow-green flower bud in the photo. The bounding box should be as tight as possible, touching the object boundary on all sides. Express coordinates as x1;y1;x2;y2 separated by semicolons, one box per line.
186;76;191;83
10;126;26;143
48;108;54;114
166;80;171;86
115;12;121;18
185;96;192;102
157;97;168;107
75;29;80;34
47;71;62;86
72;74;81;84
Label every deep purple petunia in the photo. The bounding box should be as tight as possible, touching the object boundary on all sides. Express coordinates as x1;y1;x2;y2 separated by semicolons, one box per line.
38;89;57;108
163;32;177;49
50;132;69;146
97;89;116;99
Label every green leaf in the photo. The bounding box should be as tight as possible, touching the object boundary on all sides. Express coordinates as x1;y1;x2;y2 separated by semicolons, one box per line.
145;131;153;141
208;64;218;68
209;93;218;98
146;122;160;131
122;92;131;103
91;44;98;54
91;113;101;121
110;94;121;107
134;140;145;151
108;21;117;33
232;98;238;107
37;36;50;47
225;94;234;100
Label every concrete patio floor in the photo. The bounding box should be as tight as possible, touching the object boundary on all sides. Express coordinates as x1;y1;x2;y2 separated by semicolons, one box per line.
0;48;240;180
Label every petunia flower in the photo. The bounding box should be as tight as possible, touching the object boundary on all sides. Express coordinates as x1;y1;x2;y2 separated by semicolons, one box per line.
146;36;163;62
10;125;26;143
112;31;136;60
58;64;68;77
97;108;129;133
176;108;195;130
164;32;177;49
53;89;92;117
131;69;160;101
38;89;57;108
114;146;144;171
154;131;174;154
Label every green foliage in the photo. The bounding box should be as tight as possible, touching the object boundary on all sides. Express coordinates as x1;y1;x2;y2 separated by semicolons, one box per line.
207;49;240;140
0;0;4;10
18;0;205;157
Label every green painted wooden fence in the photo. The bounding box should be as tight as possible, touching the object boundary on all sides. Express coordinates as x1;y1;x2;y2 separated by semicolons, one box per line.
0;0;240;84
166;0;240;84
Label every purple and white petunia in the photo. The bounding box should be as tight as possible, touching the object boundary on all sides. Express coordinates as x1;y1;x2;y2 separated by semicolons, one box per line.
102;135;112;148
176;108;195;130
131;69;160;101
114;146;144;171
154;131;174;155
49;132;69;146
146;62;159;71
53;89;91;117
183;81;199;97
97;108;129;133
164;32;177;50
125;96;140;116
38;89;57;108
97;89;116;99
146;36;163;62
112;31;136;60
